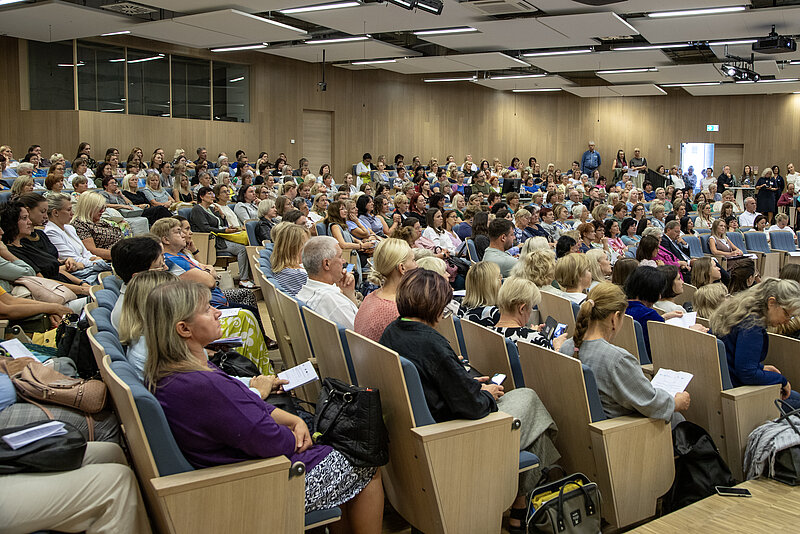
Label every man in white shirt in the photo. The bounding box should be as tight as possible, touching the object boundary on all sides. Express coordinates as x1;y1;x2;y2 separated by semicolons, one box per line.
296;236;359;329
739;197;760;227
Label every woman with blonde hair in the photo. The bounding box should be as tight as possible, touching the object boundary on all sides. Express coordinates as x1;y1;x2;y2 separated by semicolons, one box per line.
560;282;690;422
493;276;567;350
693;283;728;319
72;191;124;260
591;203;609;223
354;238;417;341
270;222;309;297
145;280;384;532
690;256;721;288
554;253;592;304
11;175;35;198
711;278;800;410
460;261;501;326
511;247;558;294
585;248;612;290
415;255;448;277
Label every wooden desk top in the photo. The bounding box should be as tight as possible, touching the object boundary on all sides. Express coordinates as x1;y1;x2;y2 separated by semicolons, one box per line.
630;478;800;533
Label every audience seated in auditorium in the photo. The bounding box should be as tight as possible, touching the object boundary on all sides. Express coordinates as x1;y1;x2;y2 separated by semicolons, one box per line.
554;252;591;305
560;282;690;425
711;278;800;410
460;261;501;327
296;236;360;329
354;238;416;342
145;279;383;532
269;221;309;297
653;265;686;314
493;277;567;350
482;218;517;278
72;192;126;261
585;248;612;290
727;258;759;294
693;283;729;320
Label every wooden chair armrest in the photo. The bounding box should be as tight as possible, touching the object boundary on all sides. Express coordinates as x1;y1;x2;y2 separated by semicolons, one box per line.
589;415;674;528
0;319;8;339
641;363;654;379
150;457;292;496
745;250;764;257
721;384;781;402
411;411;515;442
721;384;781;481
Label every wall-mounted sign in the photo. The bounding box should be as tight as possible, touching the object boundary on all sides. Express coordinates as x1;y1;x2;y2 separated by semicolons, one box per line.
707;124;719;132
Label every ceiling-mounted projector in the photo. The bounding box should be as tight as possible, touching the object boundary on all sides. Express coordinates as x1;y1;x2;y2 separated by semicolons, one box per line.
753;25;797;54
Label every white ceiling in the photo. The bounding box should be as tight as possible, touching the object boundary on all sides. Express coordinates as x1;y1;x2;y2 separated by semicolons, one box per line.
525;49;671;72
374;52;528;74
261;39;419;63
472;75;574;90
0;1;132;42
132;0;325;14
527;0;752;15
684;80;800;96
596;63;726;84
564;84;666;97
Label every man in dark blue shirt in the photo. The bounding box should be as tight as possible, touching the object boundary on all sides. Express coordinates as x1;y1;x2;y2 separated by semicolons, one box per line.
580;141;601;176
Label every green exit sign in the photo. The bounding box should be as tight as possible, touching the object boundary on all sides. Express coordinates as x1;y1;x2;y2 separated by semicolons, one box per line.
707;124;719;131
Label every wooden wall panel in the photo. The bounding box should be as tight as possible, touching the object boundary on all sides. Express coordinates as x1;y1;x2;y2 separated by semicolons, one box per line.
2;35;800;179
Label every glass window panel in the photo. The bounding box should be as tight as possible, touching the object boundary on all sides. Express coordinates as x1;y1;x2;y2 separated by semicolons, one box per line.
28;41;74;110
213;62;249;123
77;42;125;113
171;56;210;120
127;49;169;117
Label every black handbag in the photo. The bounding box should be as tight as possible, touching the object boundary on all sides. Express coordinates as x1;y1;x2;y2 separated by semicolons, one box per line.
526;472;601;534
312;377;389;468
771;399;800;486
209;350;259;378
0;421;86;474
56;313;96;379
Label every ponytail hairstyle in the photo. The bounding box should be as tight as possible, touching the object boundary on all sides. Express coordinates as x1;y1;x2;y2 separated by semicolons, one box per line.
573;282;628;353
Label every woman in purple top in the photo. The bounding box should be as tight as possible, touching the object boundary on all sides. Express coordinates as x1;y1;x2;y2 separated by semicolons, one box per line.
145;280;384;532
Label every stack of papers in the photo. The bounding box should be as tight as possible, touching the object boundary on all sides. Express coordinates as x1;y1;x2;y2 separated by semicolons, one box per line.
207;336;243;346
0;339;35;359
665;312;697;328
277;361;319;392
651;368;693;396
2;421;68;450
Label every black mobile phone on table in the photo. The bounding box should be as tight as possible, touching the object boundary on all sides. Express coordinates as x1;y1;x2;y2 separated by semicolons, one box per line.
714;486;752;498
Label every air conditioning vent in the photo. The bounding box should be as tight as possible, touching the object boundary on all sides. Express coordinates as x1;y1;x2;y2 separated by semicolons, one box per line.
460;0;538;15
100;2;157;16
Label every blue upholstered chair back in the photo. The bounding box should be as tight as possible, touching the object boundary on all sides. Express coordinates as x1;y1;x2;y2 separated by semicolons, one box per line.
452;316;468;361
92;307;117;337
571;301;580;318
95;289;117;311
683;235;704;258
633;320;651;365
504;339;525;388
582;365;607;423
96;330;125;361
178;207;192;220
770;230;797;252
0;191;11;204
625;247;637;259
716;339;734;390
110;359;194;476
257;243;284;291
337;327;358;385
466;239;479;262
700;234;712;254
695;228;711;235
245;220;259;246
315;222;327;236
101;275;122;295
398;355;438;427
727;232;747;252
744;232;770;254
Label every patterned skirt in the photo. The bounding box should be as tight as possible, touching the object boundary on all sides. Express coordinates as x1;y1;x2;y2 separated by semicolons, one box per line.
219;309;272;375
305;449;376;512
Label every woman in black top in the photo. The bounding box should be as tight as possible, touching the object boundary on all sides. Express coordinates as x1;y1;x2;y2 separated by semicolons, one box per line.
120;174;172;225
380;268;559;532
471;211;490;259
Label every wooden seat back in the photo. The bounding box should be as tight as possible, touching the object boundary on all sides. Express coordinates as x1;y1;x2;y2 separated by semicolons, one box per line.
274;289;319;400
766;333;800;386
433;315;462;359
538;292;577;337
458;318;515;390
302;306;354;384
255;268;296;369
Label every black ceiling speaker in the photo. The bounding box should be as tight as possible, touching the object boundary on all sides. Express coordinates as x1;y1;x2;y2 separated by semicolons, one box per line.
571;0;626;5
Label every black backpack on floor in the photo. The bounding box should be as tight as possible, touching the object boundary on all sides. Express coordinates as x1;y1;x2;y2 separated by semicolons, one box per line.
662;420;735;513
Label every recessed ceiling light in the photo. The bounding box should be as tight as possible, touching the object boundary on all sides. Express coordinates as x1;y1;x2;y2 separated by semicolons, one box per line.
522;48;592;58
757;78;800;83
612;43;692;51
0;0;27;6
351;59;397;65
210;44;267;52
414;27;477;36
708;39;757;46
423;76;477;82
660;82;722;87
790;60;800;65
596;68;658;74
100;30;131;37
280;1;360;14
488;74;546;80
512;88;561;92
127;54;166;63
306;35;369;45
647;6;746;18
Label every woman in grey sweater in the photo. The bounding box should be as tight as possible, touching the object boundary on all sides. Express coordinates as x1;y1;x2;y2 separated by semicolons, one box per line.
560;282;690;422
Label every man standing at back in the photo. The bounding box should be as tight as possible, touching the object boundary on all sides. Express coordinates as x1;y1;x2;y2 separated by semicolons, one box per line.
483;218;517;278
580;141;601;177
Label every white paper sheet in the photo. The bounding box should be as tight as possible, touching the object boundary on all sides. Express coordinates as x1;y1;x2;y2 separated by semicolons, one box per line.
2;421;67;450
0;338;35;359
218;307;241;318
651;368;693;397
277;361;319;391
665;311;697;328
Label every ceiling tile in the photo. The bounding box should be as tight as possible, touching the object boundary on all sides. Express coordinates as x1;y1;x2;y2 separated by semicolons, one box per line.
683;80;800;96
529;0;751;16
596;63;726;84
472;74;573;90
564;84;666;97
261;39;418;63
133;0;324;14
0;1;132;42
131;19;249;48
525;49;671;72
160;10;307;43
373;52;528;74
538;12;639;39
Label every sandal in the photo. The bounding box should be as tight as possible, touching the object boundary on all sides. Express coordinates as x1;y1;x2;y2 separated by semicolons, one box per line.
508;506;527;534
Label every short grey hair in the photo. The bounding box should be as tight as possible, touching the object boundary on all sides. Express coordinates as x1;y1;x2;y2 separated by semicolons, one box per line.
257;198;275;218
302;236;340;276
46;193;71;214
642;226;663;239
571;204;584;218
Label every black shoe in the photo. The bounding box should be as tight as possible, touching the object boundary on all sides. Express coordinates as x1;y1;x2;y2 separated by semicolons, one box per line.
267;339;279;351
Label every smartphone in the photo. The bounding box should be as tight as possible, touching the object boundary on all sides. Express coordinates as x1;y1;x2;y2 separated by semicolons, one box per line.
543;316;568;341
491;373;506;385
345;263;354;274
714;486;752;498
553;323;568;339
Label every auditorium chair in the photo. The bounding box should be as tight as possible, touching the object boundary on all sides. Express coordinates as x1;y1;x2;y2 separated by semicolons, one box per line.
648;322;780;480
302;306;356;384
244;220;260;246
465;238;479;262
274;288;319;400
346;330;533;534
682;235;704;259
769;230;800;268
700;234;728;270
254;268;295;371
458;319;524;391
101;273;122;295
681;283;697;308
537;292;577;337
726;232;762;272
92;342;339;533
743;232;781;278
433;315;467;360
94;288;117;312
611;314;652;376
765;332;800;387
517;341;674;529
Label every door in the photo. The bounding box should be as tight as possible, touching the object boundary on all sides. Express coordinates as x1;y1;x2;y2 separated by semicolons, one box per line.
302;110;333;175
714;143;744;178
680;143;714;193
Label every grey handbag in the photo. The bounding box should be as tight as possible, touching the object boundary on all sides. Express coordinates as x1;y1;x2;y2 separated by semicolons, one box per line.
527;473;601;534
